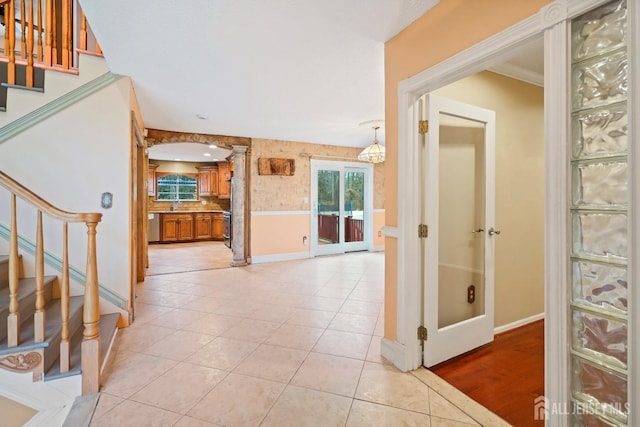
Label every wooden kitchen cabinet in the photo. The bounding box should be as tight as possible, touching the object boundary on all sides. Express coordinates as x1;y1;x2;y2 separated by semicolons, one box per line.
212;212;224;239
161;213;194;242
196;166;219;197
195;213;213;240
218;162;231;199
148;164;158;197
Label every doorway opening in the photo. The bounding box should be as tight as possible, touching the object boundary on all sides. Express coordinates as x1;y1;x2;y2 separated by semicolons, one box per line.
310;160;374;256
418;54;545;426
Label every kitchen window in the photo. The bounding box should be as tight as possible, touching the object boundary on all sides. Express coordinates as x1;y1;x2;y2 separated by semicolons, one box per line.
156;173;198;201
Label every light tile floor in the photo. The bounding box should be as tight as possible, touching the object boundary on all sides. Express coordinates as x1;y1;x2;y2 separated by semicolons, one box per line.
92;252;508;427
146;241;233;276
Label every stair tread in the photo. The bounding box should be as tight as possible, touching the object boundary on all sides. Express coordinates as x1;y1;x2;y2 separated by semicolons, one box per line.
0;295;83;355
45;313;120;381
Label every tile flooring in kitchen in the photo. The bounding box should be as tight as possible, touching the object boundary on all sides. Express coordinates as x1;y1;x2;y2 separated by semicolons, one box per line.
92;252;508;426
146;241;233;276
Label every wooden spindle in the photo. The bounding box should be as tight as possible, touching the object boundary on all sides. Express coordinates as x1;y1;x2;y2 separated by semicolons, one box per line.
51;1;57;64
81;221;100;394
61;0;70;68
19;0;25;58
79;9;87;51
37;0;43;62
34;210;45;342
3;3;8;58
26;0;35;87
8;194;20;347
44;0;53;66
7;0;16;84
60;222;70;373
95;41;102;55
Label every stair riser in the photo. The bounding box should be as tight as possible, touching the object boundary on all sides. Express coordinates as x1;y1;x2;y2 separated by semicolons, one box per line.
0;279;54;343
43;301;84;375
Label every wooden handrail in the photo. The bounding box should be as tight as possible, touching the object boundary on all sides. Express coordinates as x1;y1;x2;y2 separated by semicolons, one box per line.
0;170;103;394
0;171;101;223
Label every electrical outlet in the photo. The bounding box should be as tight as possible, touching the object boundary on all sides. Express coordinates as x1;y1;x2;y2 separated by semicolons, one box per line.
303;236;308;245
378;230;382;237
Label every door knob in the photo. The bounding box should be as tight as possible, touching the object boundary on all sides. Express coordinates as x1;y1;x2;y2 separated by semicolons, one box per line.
472;228;484;233
488;227;501;236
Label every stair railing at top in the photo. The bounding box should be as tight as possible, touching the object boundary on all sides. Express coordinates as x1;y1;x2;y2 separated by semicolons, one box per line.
0;0;102;88
0;170;102;394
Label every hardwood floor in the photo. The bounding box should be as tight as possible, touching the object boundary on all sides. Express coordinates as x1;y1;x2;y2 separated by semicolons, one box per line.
430;320;544;427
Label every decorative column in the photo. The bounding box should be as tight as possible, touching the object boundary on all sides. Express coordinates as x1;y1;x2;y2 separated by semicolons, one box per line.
231;145;248;266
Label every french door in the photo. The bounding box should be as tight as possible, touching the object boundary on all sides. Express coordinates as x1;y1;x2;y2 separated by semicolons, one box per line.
422;95;497;367
311;160;372;256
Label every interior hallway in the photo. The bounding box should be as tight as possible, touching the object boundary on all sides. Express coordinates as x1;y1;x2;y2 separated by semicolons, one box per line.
93;252;508;426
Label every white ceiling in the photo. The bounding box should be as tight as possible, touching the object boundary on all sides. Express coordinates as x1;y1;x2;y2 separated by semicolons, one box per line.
81;0;543;159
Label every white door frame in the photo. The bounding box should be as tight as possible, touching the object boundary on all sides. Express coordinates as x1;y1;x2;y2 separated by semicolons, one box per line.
381;1;640;426
310;159;374;256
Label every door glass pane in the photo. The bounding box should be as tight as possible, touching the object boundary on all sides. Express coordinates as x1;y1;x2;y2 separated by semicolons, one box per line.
438;113;486;329
317;170;340;245
570;1;628;424
344;171;365;243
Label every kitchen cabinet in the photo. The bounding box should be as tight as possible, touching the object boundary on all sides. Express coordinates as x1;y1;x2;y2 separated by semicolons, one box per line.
161;213;194;242
148;164;158;197
195;213;213;240
196;166;219;197
212;212;224;239
218;162;231;199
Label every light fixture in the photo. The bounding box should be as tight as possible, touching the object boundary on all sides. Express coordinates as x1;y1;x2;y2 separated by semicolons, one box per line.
358;126;385;163
203;153;211;157
209;144;217;149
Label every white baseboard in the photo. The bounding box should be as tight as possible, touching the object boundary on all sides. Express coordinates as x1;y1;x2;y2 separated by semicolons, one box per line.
494;312;545;334
380;337;421;373
250;251;311;264
372;245;385;252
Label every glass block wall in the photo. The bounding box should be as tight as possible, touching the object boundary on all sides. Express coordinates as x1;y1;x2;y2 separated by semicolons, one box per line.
570;1;629;425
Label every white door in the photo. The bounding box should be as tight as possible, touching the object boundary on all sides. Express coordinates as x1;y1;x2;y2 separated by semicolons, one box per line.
423;94;496;367
311;160;372;256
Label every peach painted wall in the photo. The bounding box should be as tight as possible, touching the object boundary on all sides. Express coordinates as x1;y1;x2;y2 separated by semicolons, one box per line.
251;214;310;256
383;0;552;340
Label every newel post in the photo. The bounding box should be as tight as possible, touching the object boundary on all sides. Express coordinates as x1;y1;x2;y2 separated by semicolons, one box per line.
81;221;100;394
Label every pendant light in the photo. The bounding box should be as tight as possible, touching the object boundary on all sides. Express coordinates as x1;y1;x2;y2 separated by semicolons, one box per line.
358;126;385;163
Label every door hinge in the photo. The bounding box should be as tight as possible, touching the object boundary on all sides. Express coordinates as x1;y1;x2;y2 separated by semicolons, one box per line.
418;325;428;341
418;224;428;238
418;120;429;135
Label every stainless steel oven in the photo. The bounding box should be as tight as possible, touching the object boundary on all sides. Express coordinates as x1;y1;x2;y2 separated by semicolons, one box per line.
223;210;231;248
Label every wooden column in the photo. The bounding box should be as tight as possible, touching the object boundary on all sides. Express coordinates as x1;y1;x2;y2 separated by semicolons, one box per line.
8;194;20;347
81;221;100;394
34;211;45;342
60;222;70;373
